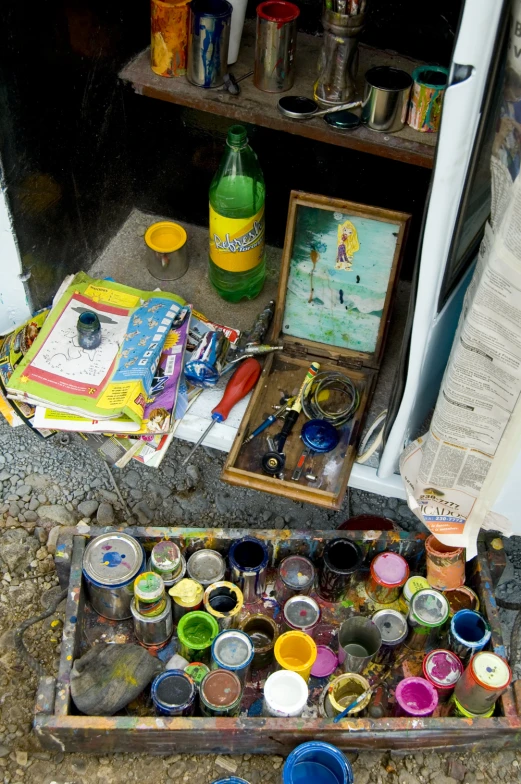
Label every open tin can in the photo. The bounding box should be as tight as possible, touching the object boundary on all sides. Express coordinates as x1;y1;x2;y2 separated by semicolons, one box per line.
422;649;463;702
187;549;226;587
239;614;278;669
405;588;449;652
204;581;244;630
283;595;321;637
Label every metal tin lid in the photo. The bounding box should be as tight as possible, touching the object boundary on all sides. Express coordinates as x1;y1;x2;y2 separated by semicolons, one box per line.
372;609;408;645
284;595;321;629
424;649;463;688
371;552;409;587
169;578;204;607
187;550;225;586
151;541;181;574
410;589;449;627
471;652;512;690
83;533;144;586
404;575;430;602
134;571;165;602
279;555;315;589
213;630;253;669
200;669;242;708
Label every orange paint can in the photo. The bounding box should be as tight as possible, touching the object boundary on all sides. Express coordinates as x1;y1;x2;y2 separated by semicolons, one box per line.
425;535;465;591
151;0;190;77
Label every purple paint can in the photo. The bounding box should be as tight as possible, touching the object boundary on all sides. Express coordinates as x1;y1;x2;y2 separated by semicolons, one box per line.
394;677;438;717
311;645;338;678
423;649;463;702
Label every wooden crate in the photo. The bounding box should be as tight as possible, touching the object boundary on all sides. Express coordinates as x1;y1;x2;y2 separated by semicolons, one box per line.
34;527;521;754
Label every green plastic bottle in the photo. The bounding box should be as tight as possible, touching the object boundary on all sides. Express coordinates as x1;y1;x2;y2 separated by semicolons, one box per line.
209;125;266;302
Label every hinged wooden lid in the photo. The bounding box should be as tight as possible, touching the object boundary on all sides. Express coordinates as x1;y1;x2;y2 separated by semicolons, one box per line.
272;191;411;370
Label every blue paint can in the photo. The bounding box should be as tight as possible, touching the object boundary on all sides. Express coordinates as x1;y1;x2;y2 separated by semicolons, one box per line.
282;742;353;784
212;779;250;784
228;536;269;602
449;609;491;663
187;0;232;88
151;670;197;716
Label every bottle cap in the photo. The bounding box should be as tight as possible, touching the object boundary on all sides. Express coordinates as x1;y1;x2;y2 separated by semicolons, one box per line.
228;125;247;146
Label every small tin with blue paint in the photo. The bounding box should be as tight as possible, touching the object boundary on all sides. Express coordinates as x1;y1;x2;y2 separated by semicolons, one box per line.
211;629;254;684
83;533;146;620
282;741;353;784
187;0;232;89
228;536;269;603
449;609;492;663
151;669;197;716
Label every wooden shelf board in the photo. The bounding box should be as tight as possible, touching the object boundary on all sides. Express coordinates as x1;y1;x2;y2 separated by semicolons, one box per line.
120;25;437;169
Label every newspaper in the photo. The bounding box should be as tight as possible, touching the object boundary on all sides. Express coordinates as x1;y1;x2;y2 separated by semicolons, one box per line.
400;2;521;558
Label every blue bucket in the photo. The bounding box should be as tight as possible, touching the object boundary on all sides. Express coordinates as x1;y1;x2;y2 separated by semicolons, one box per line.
282;742;353;784
212;779;250;784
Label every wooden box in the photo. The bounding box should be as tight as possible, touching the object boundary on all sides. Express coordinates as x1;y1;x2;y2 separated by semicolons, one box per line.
222;191;410;509
34;526;521;754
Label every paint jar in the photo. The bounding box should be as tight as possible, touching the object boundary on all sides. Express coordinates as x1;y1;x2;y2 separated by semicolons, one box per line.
311;645;338;678
395;677;438;718
204;581;244;630
274;630;317;683
199;669;243;717
283;595;321;638
366;552;409;604
372;609;408;663
131;595;173;648
317;538;363;602
228;537;269;603
403;575;430;606
263;669;309;717
274;555;315;605
187;0;232;89
422;649;463;702
454;651;511;715
407;65;449;133
149;541;185;586
83;532;146;621
151;669;197;716
327;673;371;717
184;661;210;687
405;588;449;652
425;535;465;591
449;610;491;663
254;1;300;93
184;330;231;388
77;311;101;350
337;615;381;674
282;741;354;784
134;571;167;617
187;549;226;587
150;0;190;77
211;629;254;684
361;66;413;133
239;614;278;669
449;694;495;719
177;610;219;663
444;586;480;616
169;578;205;621
314;5;365;107
144;222;189;281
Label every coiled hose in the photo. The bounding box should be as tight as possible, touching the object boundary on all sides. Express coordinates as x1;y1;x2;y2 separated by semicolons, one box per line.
301;370;360;426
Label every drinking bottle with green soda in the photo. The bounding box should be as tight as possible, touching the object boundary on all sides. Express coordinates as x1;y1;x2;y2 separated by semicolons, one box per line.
209;125;266;302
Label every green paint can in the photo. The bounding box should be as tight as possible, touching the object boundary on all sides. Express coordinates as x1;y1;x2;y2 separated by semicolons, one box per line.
177;610;219;663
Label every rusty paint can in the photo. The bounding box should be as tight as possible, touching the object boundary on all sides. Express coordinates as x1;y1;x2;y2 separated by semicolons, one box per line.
422;649;463;702
449;693;495;718
239;614;278;669
366;552;409;604
425;535;465;591
444;586;480;616
199;669;243;717
151;0;191;77
274;555;315;605
407;65;449;133
405;588;449;652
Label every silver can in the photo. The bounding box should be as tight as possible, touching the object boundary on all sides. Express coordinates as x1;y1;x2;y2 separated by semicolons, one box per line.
83;533;145;620
405;588;450;652
211;629;254;685
186;549;226;587
361;66;413;132
254;1;300;93
149;547;186;589
228;537;269;603
187;0;232;89
274;555;315;605
131;595;173;648
372;609;408;664
337;614;382;674
283;595;321;637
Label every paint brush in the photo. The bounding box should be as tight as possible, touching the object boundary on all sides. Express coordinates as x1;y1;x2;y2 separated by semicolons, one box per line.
332;651;408;723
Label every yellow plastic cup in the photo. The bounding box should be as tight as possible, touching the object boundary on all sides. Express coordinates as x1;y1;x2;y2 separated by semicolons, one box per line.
144;221;188;281
274;631;317;683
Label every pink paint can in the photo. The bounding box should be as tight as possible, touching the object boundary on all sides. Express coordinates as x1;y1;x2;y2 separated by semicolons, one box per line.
366;552;409;604
422;649;463;702
394;677;438;717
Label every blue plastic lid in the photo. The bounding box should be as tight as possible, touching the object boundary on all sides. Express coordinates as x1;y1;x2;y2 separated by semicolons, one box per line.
283;742;353;784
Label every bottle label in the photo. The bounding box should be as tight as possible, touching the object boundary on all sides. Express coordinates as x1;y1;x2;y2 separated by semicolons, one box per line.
209;204;265;272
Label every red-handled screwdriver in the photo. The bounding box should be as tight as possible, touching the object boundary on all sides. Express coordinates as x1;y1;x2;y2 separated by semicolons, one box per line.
181;357;262;467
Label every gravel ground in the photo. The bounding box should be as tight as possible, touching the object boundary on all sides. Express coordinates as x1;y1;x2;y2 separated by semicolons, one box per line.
0;418;520;783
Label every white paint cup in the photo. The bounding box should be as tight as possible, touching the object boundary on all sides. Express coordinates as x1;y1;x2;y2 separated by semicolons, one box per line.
227;0;248;64
263;669;308;717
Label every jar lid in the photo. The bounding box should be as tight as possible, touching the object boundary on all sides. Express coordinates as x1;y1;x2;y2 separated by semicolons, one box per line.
370;552;409;587
410;589;449;627
212;630;253;669
201;669;242;707
169;578;204;607
284;595;320;629
424;649;463;687
471;652;512;690
83;533;144;586
372;609;408;645
134;571;165;602
310;646;338;678
186;550;225;585
145;221;187;253
151;541;181;574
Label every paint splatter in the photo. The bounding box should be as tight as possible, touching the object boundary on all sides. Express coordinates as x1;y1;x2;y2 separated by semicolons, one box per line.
102;552;127;567
339;289;344;304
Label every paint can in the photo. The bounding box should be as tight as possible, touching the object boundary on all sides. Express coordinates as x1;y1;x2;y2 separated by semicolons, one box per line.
211;629;254;684
314;7;365;107
130;595;173;648
144;221;189;281
274;555;315;605
204;581;244;629
134;571;167;617
274;630;317;683
361;66;413;133
311;645;338;678
150;0;191;78
186;549;226;587
83;532;146;621
77;311;101;350
187;0;232;89
448;609;491;663
407;65;449;133
184;661;210;687
263;669;309;717
228;537;269;602
425;535;465;591
149;541;185;586
177;610;220;663
211;779;251;784
199;669;243;717
371;609;408;663
405;588;449;652
449;694;495;718
422;649;463;702
317;538;363;602
337;615;381;674
169;578;205;621
283;595;321;637
326;673;371;717
184;331;231;388
403;575;430;606
395;677;438;718
454;651;511;715
254;1;300;93
444;586;480;616
282;742;354;784
239;614;278;669
366;552;409;604
151;669;197;716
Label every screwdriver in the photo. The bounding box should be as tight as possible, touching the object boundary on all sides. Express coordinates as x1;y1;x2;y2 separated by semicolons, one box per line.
181;357;262;467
